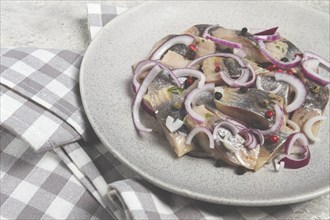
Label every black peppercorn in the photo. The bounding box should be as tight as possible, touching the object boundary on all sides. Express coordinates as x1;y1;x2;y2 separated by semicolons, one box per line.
235;166;247;175
239;86;248;94
214;160;224;167
241;27;248;36
280;57;289;62
224;48;232;53
214;92;223;100
186;50;196;60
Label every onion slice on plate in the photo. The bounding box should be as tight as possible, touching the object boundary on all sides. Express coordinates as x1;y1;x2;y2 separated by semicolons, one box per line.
259;104;284;136
213;121;239;140
220;63;256;87
301;58;330;86
150;34;195;60
257;40;302;69
274;72;307;113
253;26;278;36
205;35;243;49
202;25;219;38
132;60;159;93
132;64;180;132
186;126;214;149
303;115;327;142
253;32;280;41
303;51;330;69
286;120;301;133
184;83;215;123
173;68;206;88
279;132;311;169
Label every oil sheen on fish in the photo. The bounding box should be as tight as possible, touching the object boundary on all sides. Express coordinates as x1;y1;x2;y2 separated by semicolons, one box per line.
214;87;284;130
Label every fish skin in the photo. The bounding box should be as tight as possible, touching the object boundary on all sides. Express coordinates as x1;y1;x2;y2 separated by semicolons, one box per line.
185;105;260;170
257;72;290;107
214;87;284;130
291;77;329;135
255;126;291;170
143;77;199;157
211;27;301;64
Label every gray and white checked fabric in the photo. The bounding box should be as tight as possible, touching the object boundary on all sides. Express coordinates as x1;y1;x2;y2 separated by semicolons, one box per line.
0;3;327;220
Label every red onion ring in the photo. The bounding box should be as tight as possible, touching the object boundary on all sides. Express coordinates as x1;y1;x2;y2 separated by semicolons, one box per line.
233;48;247;58
251;129;265;146
150;34;195;60
172;68;206;88
259;104;284;136
303;115;327;142
132;64;181;132
274;72;307;113
205;35;243;49
186;126;214;149
303;51;330;69
226;117;248;130
184;83;215;123
202;25;218;38
213;121;239;140
219;63;256;87
279;132;311;169
132;60;160;93
253;32;280;41
257;40;302;69
253;26;278;36
301;58;330;86
238;129;253;147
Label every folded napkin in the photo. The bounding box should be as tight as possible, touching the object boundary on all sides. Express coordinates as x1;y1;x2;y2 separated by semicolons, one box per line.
1;3;328;220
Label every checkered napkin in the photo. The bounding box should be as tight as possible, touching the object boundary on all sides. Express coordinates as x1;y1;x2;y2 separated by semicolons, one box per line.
1;3;328;220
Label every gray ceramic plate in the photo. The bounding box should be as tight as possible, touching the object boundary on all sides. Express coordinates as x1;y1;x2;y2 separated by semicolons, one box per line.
80;1;330;206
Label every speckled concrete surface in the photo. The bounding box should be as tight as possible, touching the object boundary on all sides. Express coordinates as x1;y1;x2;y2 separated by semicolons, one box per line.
1;1;329;218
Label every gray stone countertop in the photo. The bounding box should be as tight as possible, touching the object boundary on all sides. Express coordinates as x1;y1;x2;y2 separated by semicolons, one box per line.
1;1;329;219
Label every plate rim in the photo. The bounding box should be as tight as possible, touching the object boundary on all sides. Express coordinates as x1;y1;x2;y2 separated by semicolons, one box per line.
80;1;330;206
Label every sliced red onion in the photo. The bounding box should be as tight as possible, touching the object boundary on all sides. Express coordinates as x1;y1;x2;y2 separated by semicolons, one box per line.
274;72;307;113
251;129;265;146
132;60;160;93
257;40;302;69
187;53;246;69
132;65;180;132
226;117;248;130
150;34;195;60
172;68;206;88
253;32;280;41
256;76;282;94
205;35;243;49
220;63;256;87
184;83;215;123
238;129;253;147
185;126;214;149
213;121;239;140
286;120;300;133
202;25;218;38
259;104;284;136
279;132;311;169
301;58;330;86
303;115;327;142
253;26;278;36
303;51;330;69
233;48;247;58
